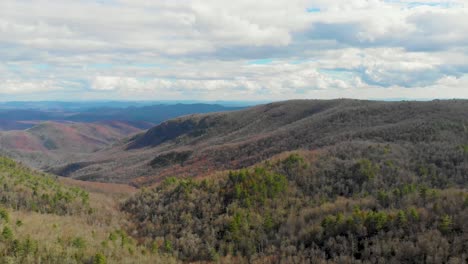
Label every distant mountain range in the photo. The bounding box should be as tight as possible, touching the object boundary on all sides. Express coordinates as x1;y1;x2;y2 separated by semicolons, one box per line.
0;101;254;111
0;103;243;131
0;103;243;170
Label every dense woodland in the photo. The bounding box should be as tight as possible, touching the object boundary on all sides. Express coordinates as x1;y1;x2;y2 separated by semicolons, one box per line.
124;142;468;263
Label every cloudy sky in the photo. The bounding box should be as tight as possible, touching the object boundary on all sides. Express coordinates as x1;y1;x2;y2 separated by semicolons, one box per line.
0;0;467;101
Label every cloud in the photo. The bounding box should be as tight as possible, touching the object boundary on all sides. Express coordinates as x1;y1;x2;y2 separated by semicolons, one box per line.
305;1;468;52
0;79;64;94
0;0;467;100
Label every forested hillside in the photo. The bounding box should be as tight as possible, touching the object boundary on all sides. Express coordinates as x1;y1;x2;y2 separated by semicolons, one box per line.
118;99;468;262
0;156;175;263
0;156;90;215
57;99;468;186
124;148;468;263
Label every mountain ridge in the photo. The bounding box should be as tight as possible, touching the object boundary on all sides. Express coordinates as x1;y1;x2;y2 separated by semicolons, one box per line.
54;99;468;186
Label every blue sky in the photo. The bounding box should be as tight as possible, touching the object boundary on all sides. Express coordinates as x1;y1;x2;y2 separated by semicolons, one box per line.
0;0;467;101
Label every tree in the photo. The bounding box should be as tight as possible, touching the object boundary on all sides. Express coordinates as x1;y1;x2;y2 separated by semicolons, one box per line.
2;226;13;240
439;215;452;234
0;208;9;223
93;253;107;264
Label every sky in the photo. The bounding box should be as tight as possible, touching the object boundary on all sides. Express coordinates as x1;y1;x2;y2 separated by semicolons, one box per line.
0;0;467;101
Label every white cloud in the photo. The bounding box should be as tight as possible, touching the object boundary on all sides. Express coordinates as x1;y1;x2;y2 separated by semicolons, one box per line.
0;0;467;100
0;79;63;94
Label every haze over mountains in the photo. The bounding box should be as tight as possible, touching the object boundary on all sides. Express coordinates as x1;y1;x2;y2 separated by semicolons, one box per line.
0;102;243;131
0;102;243;170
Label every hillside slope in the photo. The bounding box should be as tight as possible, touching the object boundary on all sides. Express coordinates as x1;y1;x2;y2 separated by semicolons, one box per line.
56;99;468;185
0;156;175;263
0;121;146;169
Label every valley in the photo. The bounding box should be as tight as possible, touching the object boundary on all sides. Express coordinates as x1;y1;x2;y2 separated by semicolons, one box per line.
0;103;241;170
0;121;147;169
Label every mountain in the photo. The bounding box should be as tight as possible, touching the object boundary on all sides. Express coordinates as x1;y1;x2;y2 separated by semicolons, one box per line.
0;121;147;169
55;99;468;185
117;99;468;262
0;103;243;131
68;103;244;123
0;120;40;131
0;102;243;176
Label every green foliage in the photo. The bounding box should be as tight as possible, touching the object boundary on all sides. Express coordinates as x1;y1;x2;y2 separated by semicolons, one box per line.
282;153;305;167
1;226;13;240
364;211;389;233
408;207;420;221
459;144;468;154
396;210;407;226
108;232;118;241
163;240;172;253
162;176;178;186
263;213;274;231
439;215;453;234
0;157;16;168
0;208;9;223
229;212;243;235
228;167;287;207
0;156;90;215
353;158;379;184
175;179;199;196
281;153;307;178
93;252;107;264
321;209;398;238
20;236;39;256
108;229;132;248
71;236;86;249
